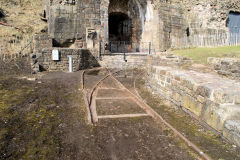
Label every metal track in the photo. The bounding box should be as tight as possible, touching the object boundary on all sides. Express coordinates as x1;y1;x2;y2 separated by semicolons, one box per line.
82;68;212;160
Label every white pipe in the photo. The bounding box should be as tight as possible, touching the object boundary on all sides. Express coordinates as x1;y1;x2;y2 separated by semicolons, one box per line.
69;55;73;72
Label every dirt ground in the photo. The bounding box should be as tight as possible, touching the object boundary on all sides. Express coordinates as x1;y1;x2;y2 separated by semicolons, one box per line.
0;62;239;160
0;63;199;160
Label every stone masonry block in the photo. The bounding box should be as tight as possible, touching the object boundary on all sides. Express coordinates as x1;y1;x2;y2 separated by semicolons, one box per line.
202;101;240;132
223;120;240;147
235;95;240;104
213;89;235;104
196;85;212;98
181;93;203;117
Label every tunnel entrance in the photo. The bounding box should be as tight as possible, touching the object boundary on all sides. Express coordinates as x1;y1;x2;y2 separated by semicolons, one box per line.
109;12;132;42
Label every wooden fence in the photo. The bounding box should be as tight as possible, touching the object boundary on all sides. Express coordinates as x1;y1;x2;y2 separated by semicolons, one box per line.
172;32;240;49
0;35;34;61
0;31;239;61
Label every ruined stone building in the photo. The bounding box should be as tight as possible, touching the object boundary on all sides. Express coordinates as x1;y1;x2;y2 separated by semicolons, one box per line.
30;0;240;147
42;0;240;52
33;0;240;71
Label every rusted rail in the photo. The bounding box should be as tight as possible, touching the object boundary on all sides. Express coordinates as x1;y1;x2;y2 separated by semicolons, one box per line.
132;72;212;160
81;67;212;160
81;68;111;124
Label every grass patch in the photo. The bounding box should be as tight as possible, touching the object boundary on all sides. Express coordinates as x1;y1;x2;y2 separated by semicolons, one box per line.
172;45;240;64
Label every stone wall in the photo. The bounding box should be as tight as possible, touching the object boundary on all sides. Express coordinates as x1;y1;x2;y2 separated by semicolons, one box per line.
48;0;102;47
100;54;148;69
208;57;240;81
44;0;190;52
37;48;100;72
32;34;99;72
44;0;240;51
33;34;52;55
146;65;240;147
94;53;240;147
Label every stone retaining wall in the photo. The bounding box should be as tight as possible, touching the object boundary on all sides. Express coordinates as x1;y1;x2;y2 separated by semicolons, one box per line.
100;54;193;70
32;34;100;72
208;57;240;80
146;65;240;147
32;48;99;72
99;54;148;69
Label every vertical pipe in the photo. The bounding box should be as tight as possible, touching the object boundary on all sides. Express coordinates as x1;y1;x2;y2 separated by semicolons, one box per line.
69;55;73;73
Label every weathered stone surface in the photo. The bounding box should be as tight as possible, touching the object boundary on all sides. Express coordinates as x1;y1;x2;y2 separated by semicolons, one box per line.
235;95;240;104
196;85;212;98
213;89;235;104
182;94;203;117
99;54;148;69
145;63;240;147
208;57;240;81
32;48;100;72
223;120;240;147
201;100;227;131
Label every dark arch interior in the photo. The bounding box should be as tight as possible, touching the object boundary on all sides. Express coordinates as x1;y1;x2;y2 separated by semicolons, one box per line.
226;11;240;33
109;12;132;42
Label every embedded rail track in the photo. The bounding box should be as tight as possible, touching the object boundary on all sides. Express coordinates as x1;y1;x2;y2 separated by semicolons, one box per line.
81;68;212;160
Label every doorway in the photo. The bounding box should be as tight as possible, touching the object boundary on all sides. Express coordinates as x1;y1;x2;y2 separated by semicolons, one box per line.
109;12;132;42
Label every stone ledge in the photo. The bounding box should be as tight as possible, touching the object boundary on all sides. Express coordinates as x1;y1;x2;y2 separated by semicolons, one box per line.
208;57;240;81
147;65;240;147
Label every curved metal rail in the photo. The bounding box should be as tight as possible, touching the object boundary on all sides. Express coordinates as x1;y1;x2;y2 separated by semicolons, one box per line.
81;68;212;160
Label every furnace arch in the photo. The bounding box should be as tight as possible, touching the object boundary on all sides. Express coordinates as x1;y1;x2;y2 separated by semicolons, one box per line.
107;0;145;43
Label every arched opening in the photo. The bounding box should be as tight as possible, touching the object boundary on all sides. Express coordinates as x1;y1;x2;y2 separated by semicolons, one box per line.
106;0;146;53
109;12;132;42
226;11;240;33
226;11;240;44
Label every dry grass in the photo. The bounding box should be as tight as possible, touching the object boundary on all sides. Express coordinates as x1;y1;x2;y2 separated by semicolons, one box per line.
0;0;46;38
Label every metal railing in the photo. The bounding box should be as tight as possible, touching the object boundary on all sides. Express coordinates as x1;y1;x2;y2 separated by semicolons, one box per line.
98;41;152;61
105;41;152;54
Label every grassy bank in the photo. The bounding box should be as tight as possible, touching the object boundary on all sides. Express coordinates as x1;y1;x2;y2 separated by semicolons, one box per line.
0;0;45;37
172;45;240;64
